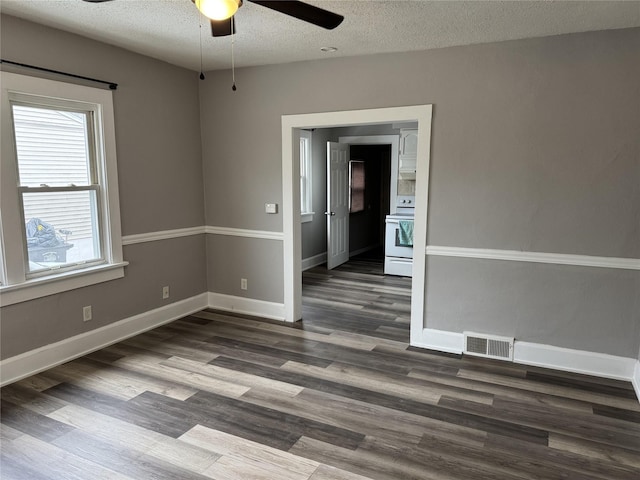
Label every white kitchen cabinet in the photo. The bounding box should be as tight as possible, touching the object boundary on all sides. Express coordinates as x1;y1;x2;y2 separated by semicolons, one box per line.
399;128;418;177
400;129;418;157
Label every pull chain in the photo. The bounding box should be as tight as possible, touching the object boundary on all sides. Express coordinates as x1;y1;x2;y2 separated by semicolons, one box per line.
199;13;205;80
231;15;237;91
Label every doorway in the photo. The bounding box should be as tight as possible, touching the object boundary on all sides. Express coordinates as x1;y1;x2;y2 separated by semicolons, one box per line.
334;134;399;269
346;143;391;262
281;105;433;349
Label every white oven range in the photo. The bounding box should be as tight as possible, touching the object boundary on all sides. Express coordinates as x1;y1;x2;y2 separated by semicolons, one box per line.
384;213;414;277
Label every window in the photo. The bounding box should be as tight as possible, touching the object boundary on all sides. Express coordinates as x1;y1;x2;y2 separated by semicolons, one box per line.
300;130;314;223
349;160;365;213
0;72;125;306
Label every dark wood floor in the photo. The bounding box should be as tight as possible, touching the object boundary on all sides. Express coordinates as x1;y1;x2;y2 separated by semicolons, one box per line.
1;255;639;479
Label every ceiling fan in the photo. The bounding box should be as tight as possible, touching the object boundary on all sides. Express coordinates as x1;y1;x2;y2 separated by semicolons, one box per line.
82;0;344;37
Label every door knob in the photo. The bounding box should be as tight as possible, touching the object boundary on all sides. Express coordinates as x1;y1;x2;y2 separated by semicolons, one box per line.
324;211;335;216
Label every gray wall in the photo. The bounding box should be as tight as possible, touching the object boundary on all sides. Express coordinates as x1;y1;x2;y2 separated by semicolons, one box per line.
200;27;640;357
0;15;207;359
426;257;640;357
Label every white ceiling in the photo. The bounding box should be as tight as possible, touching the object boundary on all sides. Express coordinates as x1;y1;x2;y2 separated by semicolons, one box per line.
2;0;639;72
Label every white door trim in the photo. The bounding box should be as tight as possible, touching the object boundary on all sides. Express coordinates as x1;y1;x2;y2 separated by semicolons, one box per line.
281;106;433;333
338;135;400;214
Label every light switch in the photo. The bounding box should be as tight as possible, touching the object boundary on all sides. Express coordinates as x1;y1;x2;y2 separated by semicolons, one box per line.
265;203;278;214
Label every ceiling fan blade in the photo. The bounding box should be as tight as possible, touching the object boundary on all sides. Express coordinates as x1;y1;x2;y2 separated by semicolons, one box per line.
210;16;236;37
249;1;343;30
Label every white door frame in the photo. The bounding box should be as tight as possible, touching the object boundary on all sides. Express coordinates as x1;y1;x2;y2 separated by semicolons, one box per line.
337;135;400;215
281;105;433;347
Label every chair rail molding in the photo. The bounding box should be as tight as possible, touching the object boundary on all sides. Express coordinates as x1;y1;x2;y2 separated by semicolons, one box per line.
425;246;640;270
122;226;285;245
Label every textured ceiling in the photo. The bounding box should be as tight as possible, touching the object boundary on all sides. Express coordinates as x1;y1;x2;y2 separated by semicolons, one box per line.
2;0;639;72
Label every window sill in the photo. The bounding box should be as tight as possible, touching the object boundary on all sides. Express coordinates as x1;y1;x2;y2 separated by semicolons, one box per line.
301;212;315;224
0;262;128;307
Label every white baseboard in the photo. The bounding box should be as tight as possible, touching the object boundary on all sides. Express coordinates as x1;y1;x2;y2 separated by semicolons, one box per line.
0;293;209;387
513;341;636;381
302;252;327;271
413;328;637;388
208;292;286;322
633;361;640;401
411;328;464;354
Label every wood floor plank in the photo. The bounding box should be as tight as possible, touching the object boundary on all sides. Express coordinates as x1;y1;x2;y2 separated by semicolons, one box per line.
547;432;640;470
113;354;251;399
47;403;221;473
1;423;25;442
290;435;448;480
40;359;151;401
211;355;549;445
290;360;495;405
281;360;442;404
180;424;321;478
185;389;365;450
3;434;134;480
44;382;194;439
51;429;212;480
409;366;597;414
438;394;640;451
160;355;305;397
204;335;334;368
0;453;56;480
13;374;61;392
309;464;376;480
358;435;530;480
418;431;611;480
457;368;640;411
243;387;488;448
202;454;310;480
0;399;74;442
131;390;301;450
121;334;220;363
485;432;640;480
0;383;68;416
526;370;638;399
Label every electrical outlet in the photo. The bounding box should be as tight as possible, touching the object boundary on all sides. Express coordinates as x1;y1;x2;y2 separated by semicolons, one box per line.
83;306;92;322
240;278;248;290
162;286;170;299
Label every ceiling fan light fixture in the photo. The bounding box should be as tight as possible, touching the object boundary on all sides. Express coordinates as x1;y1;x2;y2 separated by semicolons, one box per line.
195;0;241;21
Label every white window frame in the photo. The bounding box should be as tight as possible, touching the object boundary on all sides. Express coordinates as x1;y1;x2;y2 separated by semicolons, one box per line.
0;72;126;306
300;130;314;223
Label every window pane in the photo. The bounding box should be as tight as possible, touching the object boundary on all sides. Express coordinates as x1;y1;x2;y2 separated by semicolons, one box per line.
300;135;311;213
350;160;365;213
23;190;102;273
12;105;91;187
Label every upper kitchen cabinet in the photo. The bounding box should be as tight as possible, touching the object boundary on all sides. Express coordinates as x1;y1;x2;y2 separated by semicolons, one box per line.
399;129;418;178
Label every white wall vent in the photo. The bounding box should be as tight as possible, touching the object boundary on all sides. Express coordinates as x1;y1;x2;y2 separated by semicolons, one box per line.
463;332;514;361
